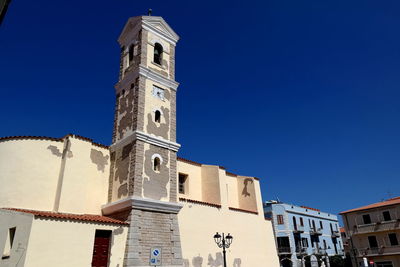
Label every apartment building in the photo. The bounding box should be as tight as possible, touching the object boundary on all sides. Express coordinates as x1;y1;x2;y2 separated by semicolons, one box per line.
264;200;344;267
341;197;400;267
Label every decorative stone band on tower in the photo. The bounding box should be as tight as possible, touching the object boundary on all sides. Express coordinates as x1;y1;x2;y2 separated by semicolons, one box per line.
103;15;183;267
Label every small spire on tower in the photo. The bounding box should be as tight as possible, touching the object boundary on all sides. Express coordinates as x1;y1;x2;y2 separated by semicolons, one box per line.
148;9;152;16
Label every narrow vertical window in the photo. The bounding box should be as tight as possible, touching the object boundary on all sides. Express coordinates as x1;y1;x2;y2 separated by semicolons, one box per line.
153;157;161;172
388;233;399;246
293;217;297;230
368;236;378;248
383;211;392;221
323;239;327;249
320;221;323;229
277;215;284;225
363;214;372;224
299;217;304;227
154;43;163;65
178;173;188;194
155;110;161;123
129;44;134;63
2;227;16;259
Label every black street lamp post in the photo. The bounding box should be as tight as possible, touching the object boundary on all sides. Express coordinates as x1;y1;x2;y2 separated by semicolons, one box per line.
213;232;233;267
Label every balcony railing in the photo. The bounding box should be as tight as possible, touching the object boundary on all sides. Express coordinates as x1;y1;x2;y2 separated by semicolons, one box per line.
354;219;400;235
310;227;323;235
357;246;400;257
278;247;291;254
331;230;340;237
312;248;327;255
296;246;307;255
293;225;305;233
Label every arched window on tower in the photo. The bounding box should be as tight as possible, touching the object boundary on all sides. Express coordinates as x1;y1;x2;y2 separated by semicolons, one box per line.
153;43;163;65
129;44;134;63
153;157;161;172
155;110;161;123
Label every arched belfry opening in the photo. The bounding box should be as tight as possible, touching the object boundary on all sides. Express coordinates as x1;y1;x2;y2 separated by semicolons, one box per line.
155;110;161;123
153;43;163;65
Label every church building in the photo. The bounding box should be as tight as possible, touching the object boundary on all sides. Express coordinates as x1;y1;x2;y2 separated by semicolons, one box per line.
0;14;279;267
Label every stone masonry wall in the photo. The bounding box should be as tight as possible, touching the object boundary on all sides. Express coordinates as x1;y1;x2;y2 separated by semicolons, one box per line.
124;209;183;267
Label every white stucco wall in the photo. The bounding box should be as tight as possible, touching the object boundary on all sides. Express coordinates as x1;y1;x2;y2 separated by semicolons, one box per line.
179;204;279;267
177;159;280;267
0;139;62;211
24;218;127;267
0;136;110;215
0;210;34;267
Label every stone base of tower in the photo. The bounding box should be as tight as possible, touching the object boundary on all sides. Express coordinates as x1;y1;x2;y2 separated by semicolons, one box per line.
103;196;184;267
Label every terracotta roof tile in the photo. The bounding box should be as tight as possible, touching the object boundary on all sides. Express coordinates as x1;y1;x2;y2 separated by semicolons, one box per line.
340;196;400;214
3;208;128;225
0;134;109;149
300;206;320;211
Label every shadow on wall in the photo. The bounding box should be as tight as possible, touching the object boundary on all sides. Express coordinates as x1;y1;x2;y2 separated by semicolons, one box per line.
47;145;73;158
242;178;253;197
183;254;241;267
208;253;223;267
233;258;241;267
193;255;203;267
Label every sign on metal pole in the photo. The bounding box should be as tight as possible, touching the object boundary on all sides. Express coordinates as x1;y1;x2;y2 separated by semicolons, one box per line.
150;247;162;266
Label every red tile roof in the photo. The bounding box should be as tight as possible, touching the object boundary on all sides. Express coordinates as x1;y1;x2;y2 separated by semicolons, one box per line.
300;206;320;211
3;208;128;225
0;134;109;149
340;227;346;233
179;197;221;208
340;196;400;214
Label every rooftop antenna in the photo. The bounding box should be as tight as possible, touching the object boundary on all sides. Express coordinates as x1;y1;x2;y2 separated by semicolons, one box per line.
148;9;152;16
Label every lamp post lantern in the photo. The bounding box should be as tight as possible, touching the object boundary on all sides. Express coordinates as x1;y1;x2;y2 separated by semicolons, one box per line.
213;232;233;267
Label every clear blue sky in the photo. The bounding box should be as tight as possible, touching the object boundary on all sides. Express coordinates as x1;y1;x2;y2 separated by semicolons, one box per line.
1;0;399;219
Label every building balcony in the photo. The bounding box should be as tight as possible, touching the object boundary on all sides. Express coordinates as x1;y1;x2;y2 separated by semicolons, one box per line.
331;230;340;238
296;246;307;255
310;227;323;235
293;225;305;233
312;248;327;255
353;220;400;235
357;246;400;257
278;247;292;254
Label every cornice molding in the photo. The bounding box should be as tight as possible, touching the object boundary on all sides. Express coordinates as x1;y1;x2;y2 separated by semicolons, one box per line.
142;16;179;45
110;130;181;152
102;196;183;215
139;65;179;91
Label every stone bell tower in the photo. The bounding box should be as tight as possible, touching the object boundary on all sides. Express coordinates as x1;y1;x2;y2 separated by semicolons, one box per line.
102;15;183;267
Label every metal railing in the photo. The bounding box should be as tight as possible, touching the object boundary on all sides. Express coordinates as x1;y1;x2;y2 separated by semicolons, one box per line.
277;247;291;254
331;230;340;237
356;246;400;257
310;227;323;235
354;219;400;235
293;225;305;233
295;246;307;254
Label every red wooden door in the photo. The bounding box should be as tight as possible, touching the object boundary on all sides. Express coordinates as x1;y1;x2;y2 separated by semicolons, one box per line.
91;230;111;267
